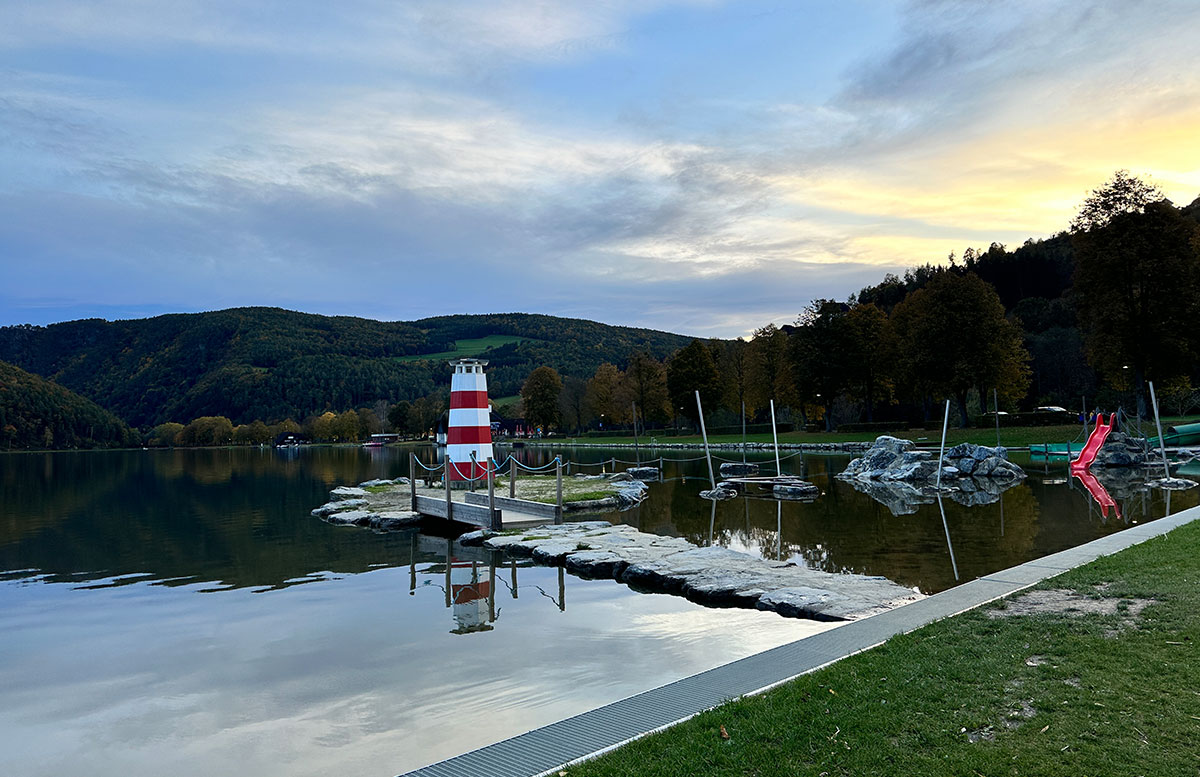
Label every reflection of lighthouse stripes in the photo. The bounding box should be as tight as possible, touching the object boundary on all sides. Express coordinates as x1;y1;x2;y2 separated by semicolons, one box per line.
449;560;492;634
448;359;493;481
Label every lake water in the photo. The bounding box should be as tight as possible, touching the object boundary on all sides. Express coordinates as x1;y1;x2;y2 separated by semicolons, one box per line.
2;445;1195;775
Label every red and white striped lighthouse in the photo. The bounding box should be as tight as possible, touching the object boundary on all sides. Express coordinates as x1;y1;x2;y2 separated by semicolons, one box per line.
447;358;493;484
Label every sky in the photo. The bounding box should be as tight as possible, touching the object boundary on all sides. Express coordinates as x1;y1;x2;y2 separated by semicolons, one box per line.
3;0;1200;338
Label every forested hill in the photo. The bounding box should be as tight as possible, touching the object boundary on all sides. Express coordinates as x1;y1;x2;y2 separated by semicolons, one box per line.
0;360;138;449
0;308;693;427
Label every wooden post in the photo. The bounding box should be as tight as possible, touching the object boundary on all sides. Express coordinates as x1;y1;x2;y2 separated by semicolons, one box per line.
444;537;452;607
555;458;563;525
511;558;518;599
696;390;716;490
488;562;497;622
409;533;417;595
487;458;500;530
444;461;453;521
409;452;417;512
509;457;517;498
469;452;477;493
936;399;950;489
1149;381;1172;481
557;567;565;611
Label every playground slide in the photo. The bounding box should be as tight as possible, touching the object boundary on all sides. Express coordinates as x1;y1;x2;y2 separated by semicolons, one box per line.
1070;413;1116;471
1073;469;1120;519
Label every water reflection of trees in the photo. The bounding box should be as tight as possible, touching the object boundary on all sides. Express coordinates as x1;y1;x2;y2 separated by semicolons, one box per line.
0;448;414;589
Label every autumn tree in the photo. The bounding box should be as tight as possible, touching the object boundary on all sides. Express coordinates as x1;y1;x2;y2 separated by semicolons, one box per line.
558;375;589;433
620;352;670;429
585;362;624;428
666;339;722;425
790;301;854;430
148;422;184;447
746;324;795;414
1073;199;1200;416
716;337;752;419
845;302;896;421
890;272;1030;427
521;366;563;432
387;401;411;434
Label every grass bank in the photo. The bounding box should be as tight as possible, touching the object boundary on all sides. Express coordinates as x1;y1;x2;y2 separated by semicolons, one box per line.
549;416;1200;450
569;517;1200;777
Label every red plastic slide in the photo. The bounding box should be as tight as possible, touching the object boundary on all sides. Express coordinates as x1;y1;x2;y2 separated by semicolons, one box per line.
1070;413;1116;472
1072;469;1121;519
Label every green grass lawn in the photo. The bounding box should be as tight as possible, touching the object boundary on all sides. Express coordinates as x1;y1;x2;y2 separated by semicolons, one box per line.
556;416;1200;450
393;335;539;362
569;517;1200;777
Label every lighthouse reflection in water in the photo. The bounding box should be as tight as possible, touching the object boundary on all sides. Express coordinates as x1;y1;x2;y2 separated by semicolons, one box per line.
413;536;565;635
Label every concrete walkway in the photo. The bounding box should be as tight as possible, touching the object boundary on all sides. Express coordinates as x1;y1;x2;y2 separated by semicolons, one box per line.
398;504;1200;777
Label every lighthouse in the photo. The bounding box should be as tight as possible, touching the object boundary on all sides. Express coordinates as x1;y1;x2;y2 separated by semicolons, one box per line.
447;358;493;485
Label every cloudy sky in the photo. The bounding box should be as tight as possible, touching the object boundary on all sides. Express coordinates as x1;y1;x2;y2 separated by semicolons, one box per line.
3;1;1199;337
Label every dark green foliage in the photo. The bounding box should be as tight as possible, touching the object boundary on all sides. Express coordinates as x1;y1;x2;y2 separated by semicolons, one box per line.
521;366;563;431
0;308;692;427
666;339;722;424
1073;200;1200;416
891;272;1030;426
0;360;137;449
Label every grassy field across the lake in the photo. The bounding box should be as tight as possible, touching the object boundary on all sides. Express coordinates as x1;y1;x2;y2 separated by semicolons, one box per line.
567;516;1200;777
393;335;537;362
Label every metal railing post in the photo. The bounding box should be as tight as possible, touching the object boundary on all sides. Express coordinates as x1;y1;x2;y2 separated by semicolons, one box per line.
410;452;417;512
488;457;500;530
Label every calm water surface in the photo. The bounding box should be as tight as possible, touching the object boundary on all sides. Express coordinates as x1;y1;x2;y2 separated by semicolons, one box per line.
1;445;1195;775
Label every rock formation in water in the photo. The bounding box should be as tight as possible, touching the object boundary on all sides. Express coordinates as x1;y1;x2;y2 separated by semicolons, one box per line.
459;521;921;620
841;436;1025;482
1092;432;1150;467
838;436;1025;515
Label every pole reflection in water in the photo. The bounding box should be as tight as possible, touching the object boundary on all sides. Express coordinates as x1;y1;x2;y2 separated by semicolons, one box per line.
937;495;960;582
776;500;782;562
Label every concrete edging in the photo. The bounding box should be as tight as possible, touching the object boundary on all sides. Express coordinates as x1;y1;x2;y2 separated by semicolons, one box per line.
398;504;1200;777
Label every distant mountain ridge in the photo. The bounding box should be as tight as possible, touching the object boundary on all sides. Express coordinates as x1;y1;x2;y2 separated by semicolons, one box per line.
0;360;138;448
0;308;696;427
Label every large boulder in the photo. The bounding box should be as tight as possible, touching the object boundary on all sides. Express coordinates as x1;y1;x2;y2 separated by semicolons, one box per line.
1093;432;1149;468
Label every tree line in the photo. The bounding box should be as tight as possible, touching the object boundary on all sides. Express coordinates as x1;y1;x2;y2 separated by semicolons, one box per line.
515;173;1200;432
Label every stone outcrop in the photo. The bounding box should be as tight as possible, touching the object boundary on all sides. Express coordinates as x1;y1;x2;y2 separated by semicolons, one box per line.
773;482;821;500
839;436;1025;515
626;466;661;481
1092;432;1149;467
719;462;760;477
841;436;1025;483
461;521;921;621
